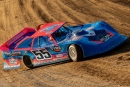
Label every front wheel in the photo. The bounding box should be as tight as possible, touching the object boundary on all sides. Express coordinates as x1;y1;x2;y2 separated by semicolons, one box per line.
23;55;33;69
68;44;84;62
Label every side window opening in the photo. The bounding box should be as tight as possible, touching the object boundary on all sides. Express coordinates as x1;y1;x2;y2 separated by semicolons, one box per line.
33;36;54;48
41;36;54;46
52;27;70;42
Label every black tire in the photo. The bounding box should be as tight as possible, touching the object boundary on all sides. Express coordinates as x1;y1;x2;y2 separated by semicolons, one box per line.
68;44;84;62
23;55;33;69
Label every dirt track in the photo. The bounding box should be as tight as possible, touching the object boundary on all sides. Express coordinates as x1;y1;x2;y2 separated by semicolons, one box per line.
0;0;130;87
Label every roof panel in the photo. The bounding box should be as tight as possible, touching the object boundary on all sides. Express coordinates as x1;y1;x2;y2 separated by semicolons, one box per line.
32;22;65;37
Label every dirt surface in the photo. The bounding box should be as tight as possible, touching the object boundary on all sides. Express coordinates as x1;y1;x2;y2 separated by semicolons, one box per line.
0;0;130;87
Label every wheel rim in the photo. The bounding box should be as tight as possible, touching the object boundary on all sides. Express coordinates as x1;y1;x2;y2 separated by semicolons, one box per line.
69;46;77;61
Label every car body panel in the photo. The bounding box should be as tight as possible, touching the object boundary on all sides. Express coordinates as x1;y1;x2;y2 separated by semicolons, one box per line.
0;21;128;70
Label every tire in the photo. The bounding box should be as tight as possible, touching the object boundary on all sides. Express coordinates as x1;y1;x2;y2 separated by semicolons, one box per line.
68;44;84;62
23;55;33;69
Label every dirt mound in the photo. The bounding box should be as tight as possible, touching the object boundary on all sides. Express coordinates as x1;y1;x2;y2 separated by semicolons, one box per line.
0;0;130;87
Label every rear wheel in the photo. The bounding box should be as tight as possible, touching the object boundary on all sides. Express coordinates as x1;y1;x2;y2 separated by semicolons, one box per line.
68;44;84;62
23;55;33;69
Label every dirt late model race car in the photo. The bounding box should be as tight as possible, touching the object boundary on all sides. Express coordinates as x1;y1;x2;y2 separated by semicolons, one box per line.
0;21;128;70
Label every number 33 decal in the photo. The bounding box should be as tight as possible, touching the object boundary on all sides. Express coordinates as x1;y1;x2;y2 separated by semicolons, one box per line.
32;49;52;60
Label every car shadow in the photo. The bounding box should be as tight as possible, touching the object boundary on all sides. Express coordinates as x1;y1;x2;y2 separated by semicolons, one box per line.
83;37;130;61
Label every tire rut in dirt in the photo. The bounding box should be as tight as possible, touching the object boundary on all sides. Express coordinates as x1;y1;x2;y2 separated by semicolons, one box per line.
56;0;85;23
31;0;54;22
59;59;130;86
19;0;37;24
60;0;104;20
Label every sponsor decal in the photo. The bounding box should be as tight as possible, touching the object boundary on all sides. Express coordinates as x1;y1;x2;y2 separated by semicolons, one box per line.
4;51;22;56
55;53;68;58
4;65;20;68
51;46;61;52
56;54;63;58
4;64;20;69
4;52;11;56
12;51;22;56
100;34;112;42
9;58;18;65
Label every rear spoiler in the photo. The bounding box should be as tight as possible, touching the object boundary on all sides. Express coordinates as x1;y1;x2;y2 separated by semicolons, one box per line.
0;28;36;51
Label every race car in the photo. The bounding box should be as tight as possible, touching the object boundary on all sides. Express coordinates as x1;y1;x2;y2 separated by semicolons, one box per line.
0;21;128;70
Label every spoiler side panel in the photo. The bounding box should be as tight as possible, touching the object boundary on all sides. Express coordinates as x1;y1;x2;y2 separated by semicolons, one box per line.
0;28;36;51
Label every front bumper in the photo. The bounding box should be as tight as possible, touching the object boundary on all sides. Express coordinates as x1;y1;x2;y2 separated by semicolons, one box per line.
98;34;128;54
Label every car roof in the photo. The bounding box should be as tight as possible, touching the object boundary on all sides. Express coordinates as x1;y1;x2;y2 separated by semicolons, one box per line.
31;22;65;37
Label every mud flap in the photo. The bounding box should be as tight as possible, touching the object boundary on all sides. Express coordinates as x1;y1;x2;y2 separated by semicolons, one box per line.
3;58;20;70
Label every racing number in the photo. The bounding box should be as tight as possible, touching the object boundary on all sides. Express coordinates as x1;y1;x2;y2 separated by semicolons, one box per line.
32;49;51;60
